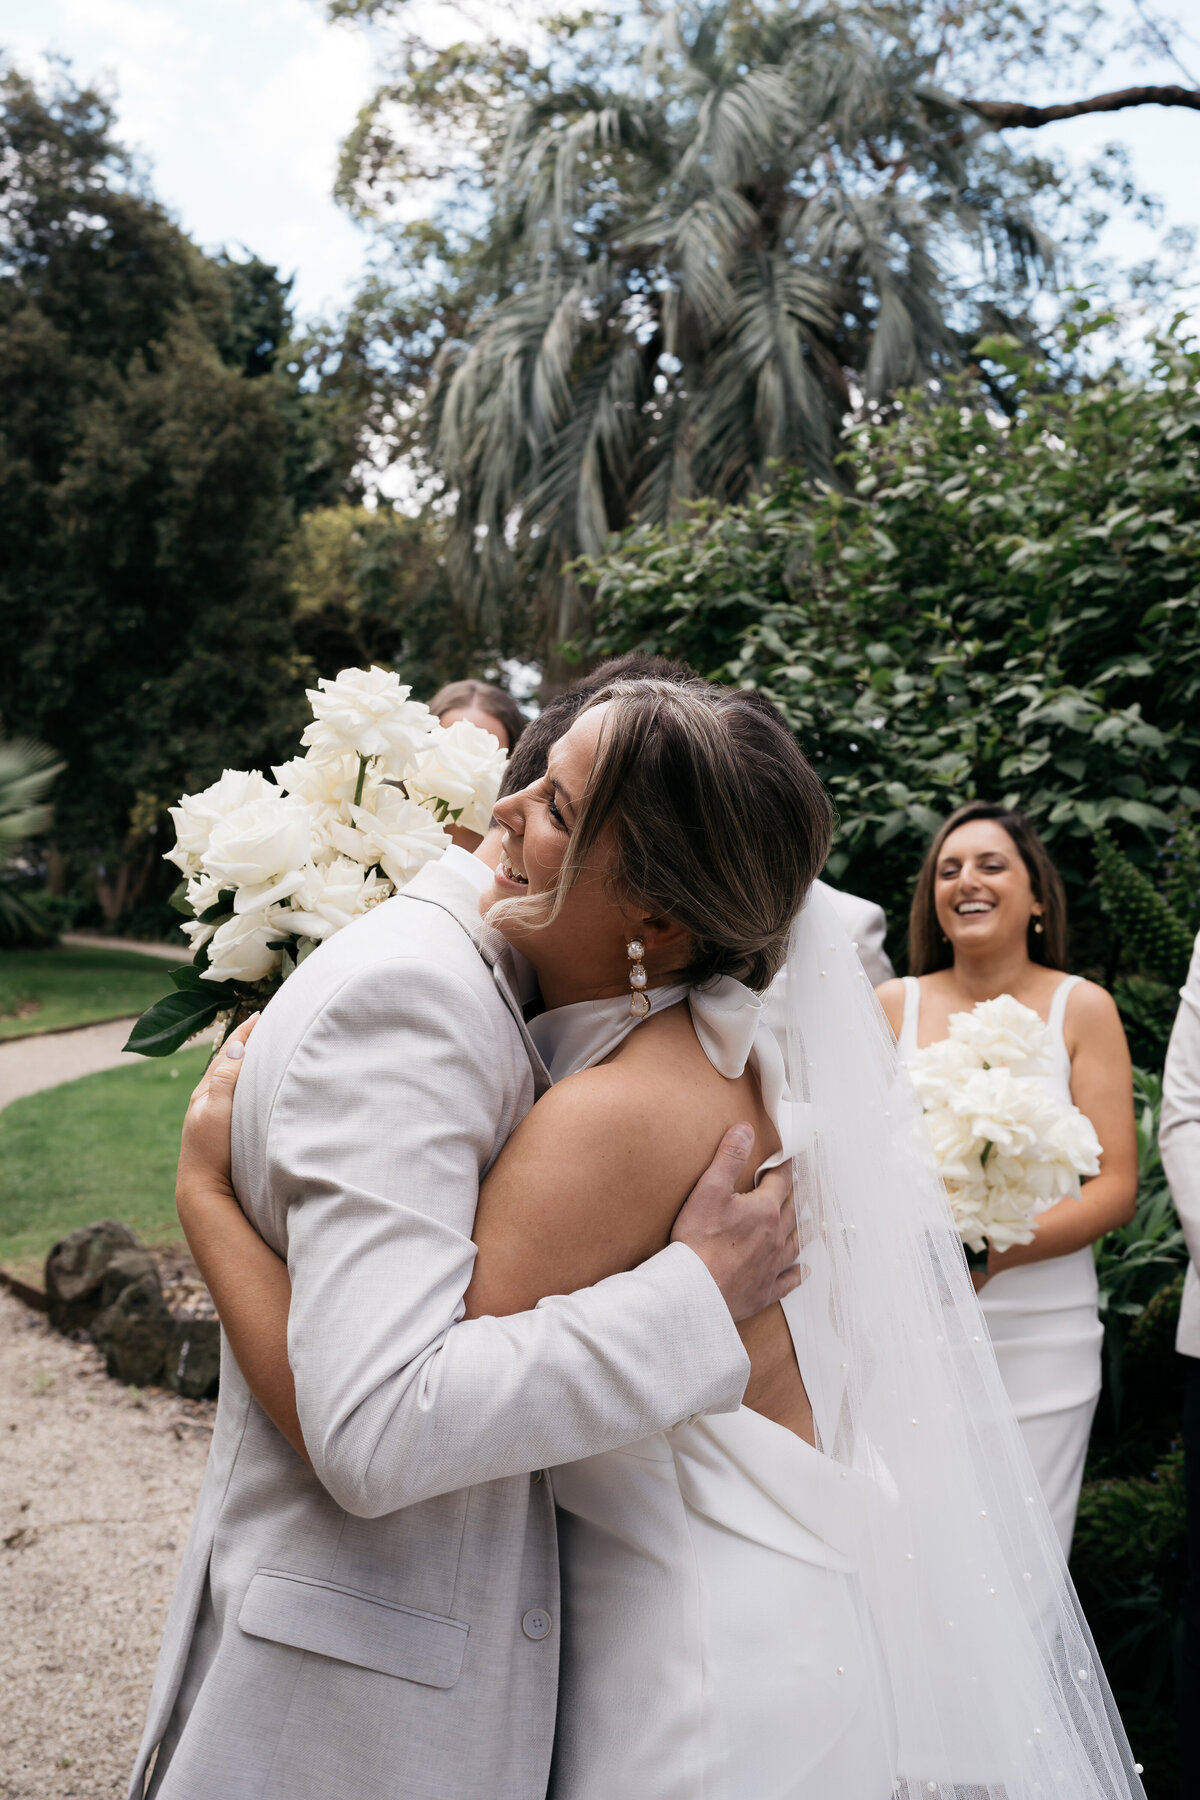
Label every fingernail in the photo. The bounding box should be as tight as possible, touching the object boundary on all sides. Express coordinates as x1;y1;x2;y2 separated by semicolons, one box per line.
225;1040;246;1062
729;1124;753;1153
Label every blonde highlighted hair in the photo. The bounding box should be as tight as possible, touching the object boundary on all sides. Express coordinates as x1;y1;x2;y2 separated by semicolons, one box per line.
489;678;831;991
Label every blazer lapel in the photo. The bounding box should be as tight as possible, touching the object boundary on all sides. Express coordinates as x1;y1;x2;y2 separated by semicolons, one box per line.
476;925;552;1100
402;860;551;1098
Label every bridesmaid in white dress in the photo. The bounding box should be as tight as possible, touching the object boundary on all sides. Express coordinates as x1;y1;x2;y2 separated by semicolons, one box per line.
878;800;1138;1554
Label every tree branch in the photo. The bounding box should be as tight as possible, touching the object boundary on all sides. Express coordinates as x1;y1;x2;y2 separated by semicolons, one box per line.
964;84;1200;129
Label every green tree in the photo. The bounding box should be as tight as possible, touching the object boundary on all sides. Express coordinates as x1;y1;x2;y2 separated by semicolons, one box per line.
578;318;1200;978
327;0;1197;655
0;64;355;921
289;502;491;697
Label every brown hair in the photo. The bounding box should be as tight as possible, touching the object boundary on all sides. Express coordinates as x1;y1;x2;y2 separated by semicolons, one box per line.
498;654;697;798
428;679;525;749
908;801;1069;975
492;677;832;991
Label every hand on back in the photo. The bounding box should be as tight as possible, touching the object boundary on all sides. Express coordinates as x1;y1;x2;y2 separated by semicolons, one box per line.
670;1126;800;1322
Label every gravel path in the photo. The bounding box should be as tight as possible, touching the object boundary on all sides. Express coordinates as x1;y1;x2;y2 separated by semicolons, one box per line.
0;1019;142;1116
60;936;187;964
0;1291;211;1799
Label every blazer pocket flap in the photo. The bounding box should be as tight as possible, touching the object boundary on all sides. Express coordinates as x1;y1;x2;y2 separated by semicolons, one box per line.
238;1569;468;1689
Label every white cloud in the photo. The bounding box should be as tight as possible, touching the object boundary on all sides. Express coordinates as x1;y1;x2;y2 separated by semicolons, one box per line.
5;0;374;318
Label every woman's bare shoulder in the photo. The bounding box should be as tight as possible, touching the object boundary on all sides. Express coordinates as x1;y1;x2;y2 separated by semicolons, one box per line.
500;1004;744;1197
875;977;907;1033
1063;976;1125;1039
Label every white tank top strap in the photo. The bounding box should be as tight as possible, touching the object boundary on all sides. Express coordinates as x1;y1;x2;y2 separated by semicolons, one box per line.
898;975;921;1059
1047;973;1082;1048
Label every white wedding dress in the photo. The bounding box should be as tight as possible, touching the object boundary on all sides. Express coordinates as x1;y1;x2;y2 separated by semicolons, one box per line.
896;975;1103;1555
528;982;899;1800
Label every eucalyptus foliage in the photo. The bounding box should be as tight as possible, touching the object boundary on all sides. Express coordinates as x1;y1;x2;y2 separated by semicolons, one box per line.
581;321;1200;973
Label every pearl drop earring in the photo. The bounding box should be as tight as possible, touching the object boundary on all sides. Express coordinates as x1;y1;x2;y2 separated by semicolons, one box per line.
627;938;650;1020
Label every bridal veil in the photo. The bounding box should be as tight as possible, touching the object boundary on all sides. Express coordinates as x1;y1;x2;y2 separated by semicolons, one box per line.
780;886;1145;1799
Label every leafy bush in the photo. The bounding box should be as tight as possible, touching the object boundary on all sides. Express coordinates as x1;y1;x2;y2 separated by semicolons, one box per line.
1095;830;1194;990
1070;1445;1186;1795
580;322;1200;976
1092;1069;1188;1466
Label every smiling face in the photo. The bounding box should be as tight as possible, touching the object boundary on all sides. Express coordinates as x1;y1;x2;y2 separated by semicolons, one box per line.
484;702;684;1006
933;818;1042;960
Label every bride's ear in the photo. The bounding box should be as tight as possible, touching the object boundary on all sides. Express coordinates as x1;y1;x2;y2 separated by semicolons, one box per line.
638;913;691;957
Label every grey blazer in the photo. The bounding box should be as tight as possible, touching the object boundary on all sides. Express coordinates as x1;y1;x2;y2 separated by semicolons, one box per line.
131;852;749;1800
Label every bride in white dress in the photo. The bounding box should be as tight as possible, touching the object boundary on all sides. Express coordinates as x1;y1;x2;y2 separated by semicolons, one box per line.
877;803;1138;1555
177;680;1145;1800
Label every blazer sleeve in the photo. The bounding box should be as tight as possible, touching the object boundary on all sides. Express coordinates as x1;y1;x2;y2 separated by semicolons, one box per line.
1161;932;1200;1275
269;959;750;1518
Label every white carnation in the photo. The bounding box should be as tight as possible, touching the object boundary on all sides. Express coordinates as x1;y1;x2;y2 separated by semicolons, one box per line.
301;666;435;768
165;769;275;878
280;858;390;941
201;910;284;984
409;718;509;836
907;992;1099;1254
201;795;314;914
949;993;1053;1075
330;784;450;887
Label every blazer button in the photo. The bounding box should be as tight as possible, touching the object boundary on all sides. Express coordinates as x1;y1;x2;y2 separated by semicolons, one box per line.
522;1609;553;1641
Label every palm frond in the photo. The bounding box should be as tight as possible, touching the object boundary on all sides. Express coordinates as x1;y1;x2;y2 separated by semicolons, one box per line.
0;738;63;857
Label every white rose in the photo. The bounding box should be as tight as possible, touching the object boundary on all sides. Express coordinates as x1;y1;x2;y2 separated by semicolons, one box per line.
330;785;450;887
273;751;363;833
301;666;435;768
201;910;283;984
409;719;509;836
181;917;216;953
184;871;226;917
949;994;1052;1075
165;769;275;877
280;858;391;941
201;795;314;914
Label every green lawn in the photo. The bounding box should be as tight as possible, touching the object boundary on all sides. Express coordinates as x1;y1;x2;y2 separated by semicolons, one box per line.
0;945;181;1039
0;1045;210;1268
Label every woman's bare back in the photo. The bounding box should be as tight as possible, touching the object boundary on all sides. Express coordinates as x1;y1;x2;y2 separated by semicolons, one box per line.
466;1001;815;1445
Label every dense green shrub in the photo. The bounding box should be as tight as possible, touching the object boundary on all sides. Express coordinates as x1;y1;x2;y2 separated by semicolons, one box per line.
580;323;1200;977
1071;1445;1186;1794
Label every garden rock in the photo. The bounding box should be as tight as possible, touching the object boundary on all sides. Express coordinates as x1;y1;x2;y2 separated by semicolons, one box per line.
168;1317;221;1399
90;1269;175;1386
44;1219;144;1333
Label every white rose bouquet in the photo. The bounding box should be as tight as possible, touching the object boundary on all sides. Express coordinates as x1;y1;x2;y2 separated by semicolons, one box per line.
906;994;1102;1256
125;667;508;1056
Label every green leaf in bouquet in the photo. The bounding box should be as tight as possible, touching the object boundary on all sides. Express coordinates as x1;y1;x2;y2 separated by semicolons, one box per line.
168;880;192;917
123;988;224;1057
197;890;236;924
169;964;240;1005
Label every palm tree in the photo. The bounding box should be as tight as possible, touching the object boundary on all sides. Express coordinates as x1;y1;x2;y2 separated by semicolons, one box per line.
0;737;62;947
429;0;1058;652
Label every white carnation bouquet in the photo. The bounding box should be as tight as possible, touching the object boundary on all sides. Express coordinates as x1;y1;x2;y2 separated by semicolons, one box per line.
126;666;508;1056
906;994;1101;1256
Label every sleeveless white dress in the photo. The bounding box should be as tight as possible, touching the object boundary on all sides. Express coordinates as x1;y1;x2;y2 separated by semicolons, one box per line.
897;975;1103;1556
528;982;898;1800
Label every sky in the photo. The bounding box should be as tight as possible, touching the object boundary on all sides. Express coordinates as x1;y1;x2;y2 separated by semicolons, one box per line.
4;0;1199;327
